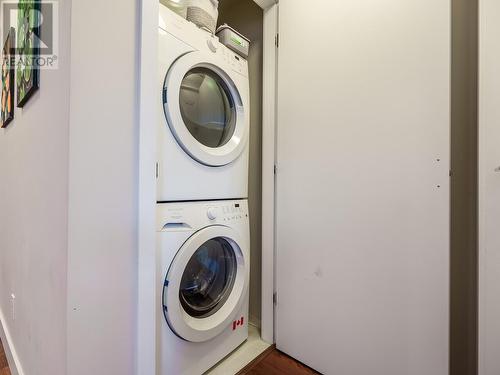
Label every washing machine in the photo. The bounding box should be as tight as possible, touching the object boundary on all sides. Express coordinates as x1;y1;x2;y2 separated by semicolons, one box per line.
157;199;250;375
157;5;250;202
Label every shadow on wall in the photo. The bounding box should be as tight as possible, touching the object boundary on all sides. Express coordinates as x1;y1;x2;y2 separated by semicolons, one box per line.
217;0;264;327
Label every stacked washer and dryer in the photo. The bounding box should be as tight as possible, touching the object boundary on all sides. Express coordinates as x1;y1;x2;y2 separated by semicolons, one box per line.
157;4;251;374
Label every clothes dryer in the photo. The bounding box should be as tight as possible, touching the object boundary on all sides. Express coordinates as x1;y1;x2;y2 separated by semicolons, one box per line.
158;5;250;201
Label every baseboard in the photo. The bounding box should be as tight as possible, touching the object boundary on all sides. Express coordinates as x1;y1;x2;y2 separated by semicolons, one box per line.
0;308;24;375
235;344;276;375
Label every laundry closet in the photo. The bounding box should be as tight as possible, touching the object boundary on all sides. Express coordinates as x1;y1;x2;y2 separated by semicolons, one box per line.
137;1;479;374
133;0;481;373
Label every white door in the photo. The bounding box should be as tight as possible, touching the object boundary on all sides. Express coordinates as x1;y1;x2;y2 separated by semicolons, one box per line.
275;1;450;374
479;2;500;374
163;52;248;166
163;226;248;342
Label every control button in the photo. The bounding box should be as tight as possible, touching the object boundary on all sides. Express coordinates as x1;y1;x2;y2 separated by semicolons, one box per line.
207;208;218;220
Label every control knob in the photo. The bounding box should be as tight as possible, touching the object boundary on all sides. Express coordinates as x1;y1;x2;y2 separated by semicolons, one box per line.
207;208;218;220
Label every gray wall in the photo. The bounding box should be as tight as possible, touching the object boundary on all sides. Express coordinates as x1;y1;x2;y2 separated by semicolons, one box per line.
0;1;71;373
451;0;478;374
218;0;264;326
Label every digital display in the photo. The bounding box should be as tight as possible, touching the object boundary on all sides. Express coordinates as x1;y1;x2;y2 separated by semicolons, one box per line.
235;204;240;208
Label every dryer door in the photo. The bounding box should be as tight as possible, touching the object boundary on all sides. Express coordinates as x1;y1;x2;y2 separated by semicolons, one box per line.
163;51;248;166
163;225;248;342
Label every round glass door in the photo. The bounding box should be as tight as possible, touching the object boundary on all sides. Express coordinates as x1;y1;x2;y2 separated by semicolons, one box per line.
163;52;248;167
179;68;237;149
179;237;237;318
163;226;248;343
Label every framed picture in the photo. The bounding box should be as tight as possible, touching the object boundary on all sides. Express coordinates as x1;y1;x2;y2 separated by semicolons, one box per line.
17;0;40;108
1;28;15;128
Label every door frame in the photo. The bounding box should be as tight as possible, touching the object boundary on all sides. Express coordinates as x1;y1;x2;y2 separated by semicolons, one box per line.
137;1;159;375
479;1;500;373
137;1;279;374
260;2;278;344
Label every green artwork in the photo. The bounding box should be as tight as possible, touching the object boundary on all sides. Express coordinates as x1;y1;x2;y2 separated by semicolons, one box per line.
1;28;15;128
16;0;40;107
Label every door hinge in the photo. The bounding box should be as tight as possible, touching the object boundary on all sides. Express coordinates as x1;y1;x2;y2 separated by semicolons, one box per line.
273;292;277;306
274;165;277;175
156;162;159;179
275;34;279;48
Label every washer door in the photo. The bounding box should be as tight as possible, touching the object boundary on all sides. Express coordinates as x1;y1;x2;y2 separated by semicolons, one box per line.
163;52;248;166
163;226;248;342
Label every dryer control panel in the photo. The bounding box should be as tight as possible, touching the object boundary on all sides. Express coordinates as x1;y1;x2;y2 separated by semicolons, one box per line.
220;47;247;76
159;3;249;78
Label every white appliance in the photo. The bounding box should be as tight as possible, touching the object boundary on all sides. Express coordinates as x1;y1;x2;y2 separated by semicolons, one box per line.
157;200;250;375
158;5;250;202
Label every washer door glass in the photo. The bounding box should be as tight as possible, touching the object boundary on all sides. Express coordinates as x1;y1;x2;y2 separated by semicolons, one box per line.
179;237;237;318
163;225;248;343
179;68;237;148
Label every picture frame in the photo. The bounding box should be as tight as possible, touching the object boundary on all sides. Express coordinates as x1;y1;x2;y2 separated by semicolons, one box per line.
1;27;15;128
16;0;40;108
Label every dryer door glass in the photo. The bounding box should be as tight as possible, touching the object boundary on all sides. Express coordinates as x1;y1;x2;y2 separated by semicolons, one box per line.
179;237;237;318
163;51;248;167
179;68;237;148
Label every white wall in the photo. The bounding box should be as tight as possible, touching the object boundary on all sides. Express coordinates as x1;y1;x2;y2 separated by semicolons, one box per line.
0;0;72;374
479;1;500;374
67;0;139;374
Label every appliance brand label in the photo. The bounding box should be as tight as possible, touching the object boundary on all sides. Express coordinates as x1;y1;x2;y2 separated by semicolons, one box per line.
232;317;244;331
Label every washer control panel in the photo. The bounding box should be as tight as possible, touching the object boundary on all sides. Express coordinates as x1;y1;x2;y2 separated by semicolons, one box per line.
157;200;249;232
215;202;247;223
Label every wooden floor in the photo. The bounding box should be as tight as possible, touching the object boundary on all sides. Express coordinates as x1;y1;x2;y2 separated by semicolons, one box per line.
0;339;11;375
239;348;319;375
1;337;316;375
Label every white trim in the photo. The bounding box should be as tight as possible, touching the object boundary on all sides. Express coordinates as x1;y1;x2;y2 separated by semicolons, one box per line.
253;0;276;10
0;308;24;375
137;0;159;374
260;3;278;345
478;0;485;367
478;1;500;373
